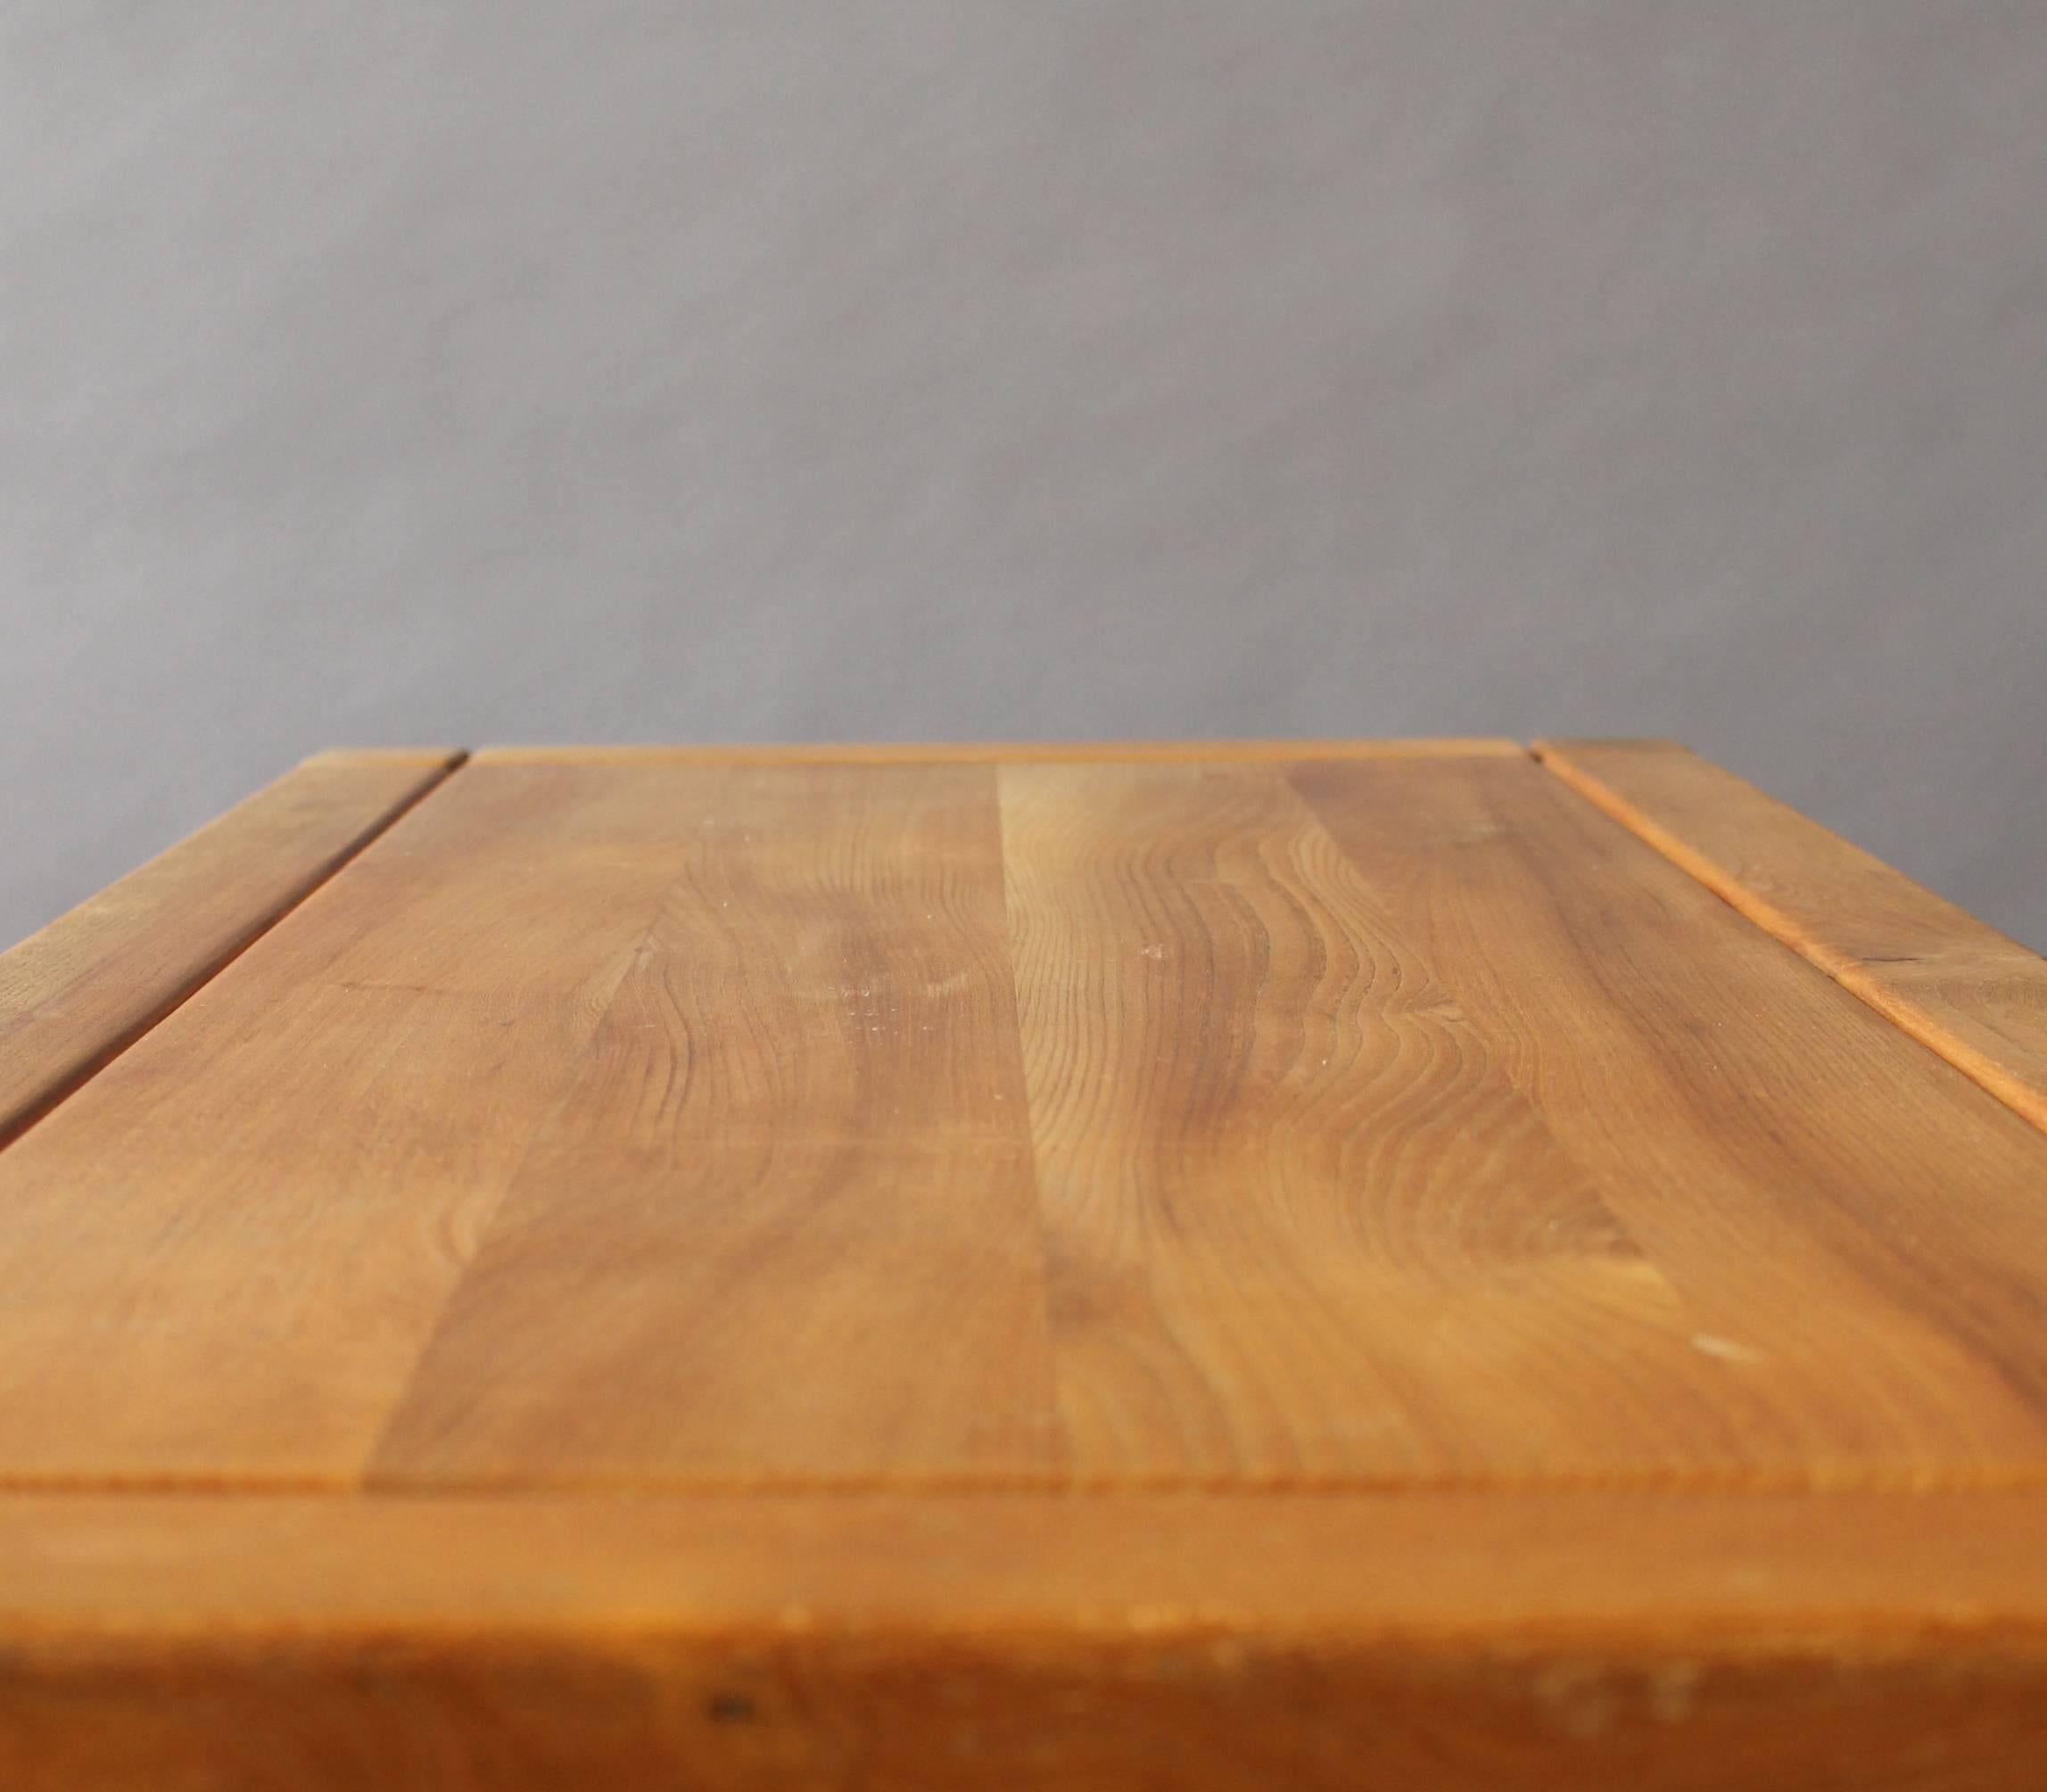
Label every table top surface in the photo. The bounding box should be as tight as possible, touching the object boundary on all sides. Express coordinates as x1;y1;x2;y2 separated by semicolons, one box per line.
6;737;2047;1788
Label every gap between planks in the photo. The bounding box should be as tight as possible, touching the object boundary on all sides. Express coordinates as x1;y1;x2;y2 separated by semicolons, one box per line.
1529;740;2047;1140
0;753;470;1157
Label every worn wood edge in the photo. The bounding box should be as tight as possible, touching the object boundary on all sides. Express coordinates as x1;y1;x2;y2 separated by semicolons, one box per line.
12;1495;2047;1785
1531;739;2047;1135
5;1491;2047;1650
9;1649;2043;1792
0;750;466;1152
295;747;470;770
470;738;1526;766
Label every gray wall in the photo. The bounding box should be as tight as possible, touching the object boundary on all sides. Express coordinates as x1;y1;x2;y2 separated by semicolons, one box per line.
4;2;2043;951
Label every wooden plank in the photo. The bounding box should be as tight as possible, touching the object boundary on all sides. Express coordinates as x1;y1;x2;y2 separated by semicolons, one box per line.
0;750;461;1150
1535;738;2047;1135
8;741;2047;1782
474;738;1523;766
10;750;2047;1492
371;764;1058;1485
0;762;698;1482
1292;754;2047;1481
999;761;1765;1482
3;1491;2047;1789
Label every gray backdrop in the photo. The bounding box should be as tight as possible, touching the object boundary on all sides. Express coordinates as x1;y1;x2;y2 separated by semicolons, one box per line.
5;2;2043;951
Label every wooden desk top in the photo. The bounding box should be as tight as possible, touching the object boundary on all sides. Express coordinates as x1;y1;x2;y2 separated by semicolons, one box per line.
5;739;2047;1788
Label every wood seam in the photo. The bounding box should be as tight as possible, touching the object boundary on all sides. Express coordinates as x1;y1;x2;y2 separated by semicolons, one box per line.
0;754;470;1159
355;906;676;1487
4;1464;2047;1499
1527;743;2047;1141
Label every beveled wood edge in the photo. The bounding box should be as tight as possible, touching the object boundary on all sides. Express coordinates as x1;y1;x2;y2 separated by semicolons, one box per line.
1531;738;2047;1135
295;747;471;771
4;1491;2047;1653
0;750;466;1151
469;738;1525;766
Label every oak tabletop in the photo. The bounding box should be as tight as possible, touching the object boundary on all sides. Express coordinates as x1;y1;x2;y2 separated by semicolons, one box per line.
5;739;2047;1789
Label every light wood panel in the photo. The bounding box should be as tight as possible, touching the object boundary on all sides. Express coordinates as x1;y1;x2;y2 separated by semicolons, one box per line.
8;739;2047;1785
4;1491;2047;1790
372;764;1057;1485
6;748;2047;1491
1000;761;1752;1482
1536;738;2047;1134
0;763;694;1482
1292;753;2047;1479
0;749;459;1148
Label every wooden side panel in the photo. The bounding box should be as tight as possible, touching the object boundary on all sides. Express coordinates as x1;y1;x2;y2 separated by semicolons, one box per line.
1292;754;2047;1479
0;751;460;1148
1536;739;2047;1135
1000;762;1775;1483
0;764;689;1482
372;765;1058;1484
4;1492;2047;1790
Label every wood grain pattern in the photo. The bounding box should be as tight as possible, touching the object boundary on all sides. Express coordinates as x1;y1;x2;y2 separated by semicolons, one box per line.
4;1492;2047;1790
1292;753;2047;1479
0;749;459;1148
1535;738;2047;1135
6;739;2047;1786
5;749;2047;1491
1001;762;1741;1482
0;762;689;1482
372;764;1057;1485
